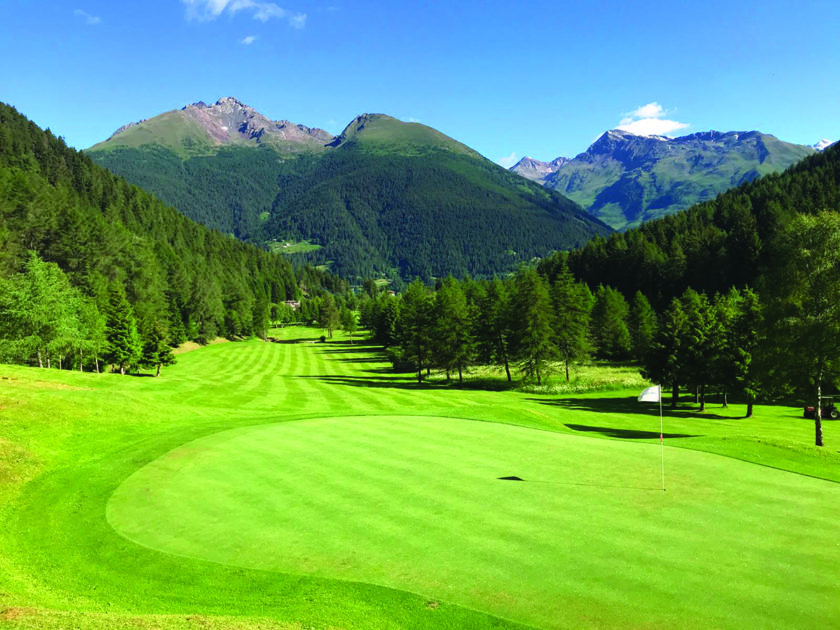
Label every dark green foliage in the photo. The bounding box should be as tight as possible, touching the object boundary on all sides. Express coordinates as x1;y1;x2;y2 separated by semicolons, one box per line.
763;211;840;445
510;268;557;385
474;278;514;381
0;102;300;363
141;321;177;377
589;285;631;360
566;143;840;309
104;283;141;375
432;277;473;382
643;298;687;408
91;126;610;282
397;280;434;382
628;291;657;361
550;261;592;382
318;294;340;338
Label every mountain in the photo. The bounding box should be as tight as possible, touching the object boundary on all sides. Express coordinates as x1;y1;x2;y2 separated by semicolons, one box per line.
510;156;569;183
90;96;333;157
814;139;836;151
513;129;815;231
88;100;610;281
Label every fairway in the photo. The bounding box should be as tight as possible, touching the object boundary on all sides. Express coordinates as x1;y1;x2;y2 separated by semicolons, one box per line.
2;331;840;629
108;415;839;629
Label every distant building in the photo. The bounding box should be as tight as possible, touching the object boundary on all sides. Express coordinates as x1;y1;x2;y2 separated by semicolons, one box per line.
284;300;301;310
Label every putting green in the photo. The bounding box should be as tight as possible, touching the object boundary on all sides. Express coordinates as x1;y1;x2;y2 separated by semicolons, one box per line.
107;415;839;629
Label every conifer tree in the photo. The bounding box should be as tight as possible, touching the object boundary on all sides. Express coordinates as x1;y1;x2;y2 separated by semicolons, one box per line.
510;268;556;385
432;276;473;383
628;291;657;362
397;279;433;383
475;277;514;381
104;283;141;375
141;321;176;377
551;262;592;382
643;297;687;408
590;285;631;360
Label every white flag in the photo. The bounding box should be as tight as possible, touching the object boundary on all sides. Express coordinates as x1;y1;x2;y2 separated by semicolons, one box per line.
638;385;661;403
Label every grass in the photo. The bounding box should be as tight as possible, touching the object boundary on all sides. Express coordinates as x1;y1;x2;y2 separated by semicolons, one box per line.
1;327;839;628
268;239;322;255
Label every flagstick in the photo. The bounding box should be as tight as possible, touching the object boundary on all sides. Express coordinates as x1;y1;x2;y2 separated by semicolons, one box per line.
659;384;665;492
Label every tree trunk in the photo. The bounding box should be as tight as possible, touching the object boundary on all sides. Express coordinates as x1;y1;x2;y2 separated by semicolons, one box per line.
47;356;50;369
156;363;161;377
503;353;511;382
745;397;754;419
458;366;462;383
536;367;542;386
565;359;570;383
79;349;83;372
37;348;43;368
815;378;824;447
417;364;422;384
120;363;126;376
694;385;699;404
699;384;706;412
95;357;100;374
671;383;679;409
721;389;728;408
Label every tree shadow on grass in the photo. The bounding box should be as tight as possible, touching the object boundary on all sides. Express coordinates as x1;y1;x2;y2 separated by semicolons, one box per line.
528;396;747;420
564;424;698;439
299;375;445;390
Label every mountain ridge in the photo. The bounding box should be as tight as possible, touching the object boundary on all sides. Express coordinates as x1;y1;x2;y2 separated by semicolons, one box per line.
511;128;817;230
87;98;610;281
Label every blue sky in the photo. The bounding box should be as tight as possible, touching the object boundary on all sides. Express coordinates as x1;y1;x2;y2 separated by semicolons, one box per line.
2;0;838;164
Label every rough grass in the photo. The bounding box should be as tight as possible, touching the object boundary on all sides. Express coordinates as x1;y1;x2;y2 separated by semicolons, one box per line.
1;326;838;629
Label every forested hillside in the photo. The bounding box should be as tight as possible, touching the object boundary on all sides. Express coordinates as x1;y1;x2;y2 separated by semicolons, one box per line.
0;102;300;370
89;105;611;281
557;143;840;309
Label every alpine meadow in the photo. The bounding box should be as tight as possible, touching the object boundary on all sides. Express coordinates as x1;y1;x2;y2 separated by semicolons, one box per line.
2;2;840;628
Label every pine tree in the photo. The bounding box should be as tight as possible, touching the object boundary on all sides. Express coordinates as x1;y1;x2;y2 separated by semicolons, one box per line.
590;285;631;360
397;279;433;383
628;291;657;362
104;283;141;375
140;321;176;377
643;297;687;408
432;276;473;383
475;277;514;381
510;268;556;385
551;262;592;382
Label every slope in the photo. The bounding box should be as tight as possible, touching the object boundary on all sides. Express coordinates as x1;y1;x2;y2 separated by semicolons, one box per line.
528;129;815;231
558;141;840;307
88;103;610;281
0;101;298;344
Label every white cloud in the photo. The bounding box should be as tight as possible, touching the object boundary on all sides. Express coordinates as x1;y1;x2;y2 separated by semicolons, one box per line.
182;0;306;27
289;13;306;28
616;102;689;137
74;9;101;24
240;34;257;44
496;152;519;169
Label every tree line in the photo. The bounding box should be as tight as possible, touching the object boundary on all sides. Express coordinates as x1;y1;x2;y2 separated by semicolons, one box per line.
0;102;306;374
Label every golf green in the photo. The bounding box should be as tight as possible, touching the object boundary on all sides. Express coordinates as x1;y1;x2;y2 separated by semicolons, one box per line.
107;414;839;629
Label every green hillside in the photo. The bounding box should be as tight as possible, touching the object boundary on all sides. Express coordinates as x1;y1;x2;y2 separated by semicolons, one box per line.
542;130;815;231
558;141;840;307
0;102;299;347
88;105;610;281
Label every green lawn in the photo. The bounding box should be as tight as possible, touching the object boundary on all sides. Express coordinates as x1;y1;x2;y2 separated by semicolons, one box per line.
1;327;839;628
